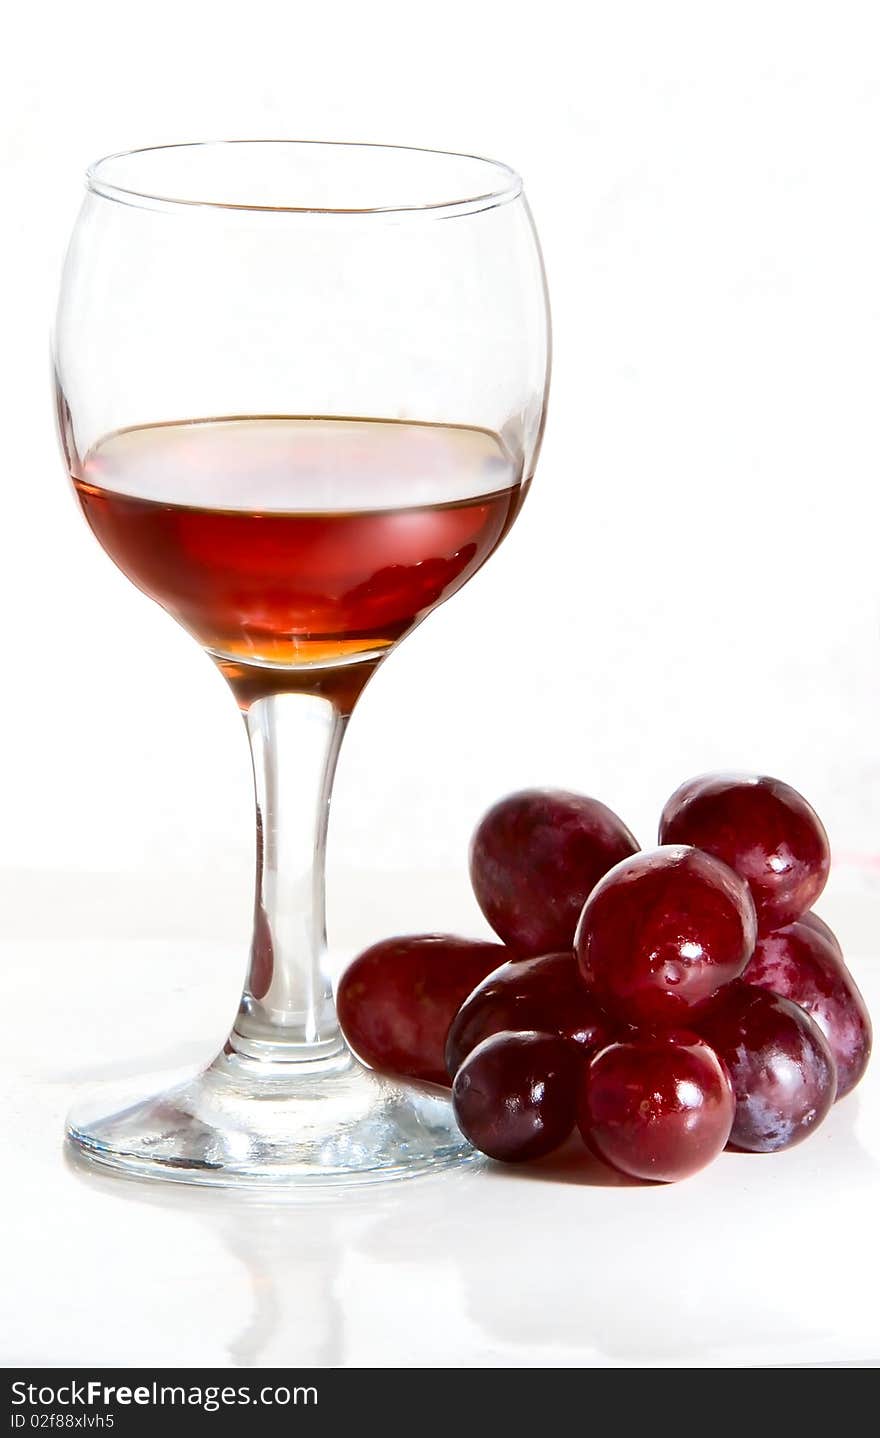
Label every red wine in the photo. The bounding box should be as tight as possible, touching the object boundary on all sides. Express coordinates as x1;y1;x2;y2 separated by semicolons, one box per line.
73;416;525;700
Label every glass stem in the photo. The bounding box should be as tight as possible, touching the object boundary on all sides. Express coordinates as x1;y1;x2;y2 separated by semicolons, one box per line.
229;691;348;1064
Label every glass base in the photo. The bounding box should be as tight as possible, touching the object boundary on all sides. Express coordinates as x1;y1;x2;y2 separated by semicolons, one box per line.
66;1047;477;1189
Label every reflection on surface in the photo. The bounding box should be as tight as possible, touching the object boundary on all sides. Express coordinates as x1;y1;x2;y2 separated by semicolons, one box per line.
220;1211;340;1367
64;1146;481;1368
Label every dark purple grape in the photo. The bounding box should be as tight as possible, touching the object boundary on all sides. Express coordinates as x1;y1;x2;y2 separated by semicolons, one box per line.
698;983;836;1151
445;950;613;1078
578;1032;735;1182
469;789;638;954
659;773;830;933
744;919;871;1099
452;1030;578;1162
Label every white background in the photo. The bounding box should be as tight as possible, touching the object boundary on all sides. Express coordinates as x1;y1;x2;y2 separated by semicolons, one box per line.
3;0;880;948
2;0;880;1369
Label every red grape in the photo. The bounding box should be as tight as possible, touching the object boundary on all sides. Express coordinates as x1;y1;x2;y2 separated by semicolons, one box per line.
452;1030;578;1161
337;934;507;1085
469;788;639;954
575;845;757;1026
445;950;614;1078
698;982;836;1151
744;919;871;1099
659;773;830;932
798;910;842;957
578;1032;735;1182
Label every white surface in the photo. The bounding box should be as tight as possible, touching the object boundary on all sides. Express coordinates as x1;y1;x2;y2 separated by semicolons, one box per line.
2;0;880;1369
1;872;878;1369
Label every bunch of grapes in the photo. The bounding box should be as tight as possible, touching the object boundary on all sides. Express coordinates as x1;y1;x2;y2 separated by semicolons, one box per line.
338;775;871;1182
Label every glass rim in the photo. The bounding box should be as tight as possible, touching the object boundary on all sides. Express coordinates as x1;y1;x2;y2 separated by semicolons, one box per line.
85;138;524;218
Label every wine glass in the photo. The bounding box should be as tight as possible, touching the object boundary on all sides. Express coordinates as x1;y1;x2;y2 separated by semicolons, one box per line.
54;140;550;1186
